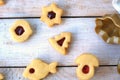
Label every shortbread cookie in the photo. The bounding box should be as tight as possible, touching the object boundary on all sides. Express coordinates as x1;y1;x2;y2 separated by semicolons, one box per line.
0;73;4;80
9;20;33;42
41;3;63;27
23;59;58;80
49;32;71;55
75;53;99;80
0;0;4;5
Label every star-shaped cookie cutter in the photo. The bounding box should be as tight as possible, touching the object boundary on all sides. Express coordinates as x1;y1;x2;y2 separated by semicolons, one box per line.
95;14;120;44
40;3;63;27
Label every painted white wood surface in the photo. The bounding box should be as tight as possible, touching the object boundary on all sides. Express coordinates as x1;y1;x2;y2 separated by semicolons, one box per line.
0;67;119;80
0;0;117;17
0;18;120;66
0;0;119;80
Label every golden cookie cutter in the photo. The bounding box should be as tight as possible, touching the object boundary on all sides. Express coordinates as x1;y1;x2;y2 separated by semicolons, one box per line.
95;14;120;44
117;58;120;74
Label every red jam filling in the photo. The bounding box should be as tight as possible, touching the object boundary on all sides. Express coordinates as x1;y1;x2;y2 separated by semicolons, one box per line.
29;68;35;74
15;26;25;36
47;11;56;19
57;37;65;46
82;65;89;74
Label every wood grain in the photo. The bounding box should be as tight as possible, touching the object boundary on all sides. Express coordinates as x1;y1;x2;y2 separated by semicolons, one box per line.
0;0;117;17
0;18;120;66
0;67;119;80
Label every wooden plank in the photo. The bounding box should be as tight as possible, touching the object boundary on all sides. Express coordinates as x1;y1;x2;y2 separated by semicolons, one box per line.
0;67;119;80
0;18;120;66
0;0;117;17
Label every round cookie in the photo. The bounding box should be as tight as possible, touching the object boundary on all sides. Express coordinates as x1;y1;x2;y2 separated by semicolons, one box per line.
75;53;99;80
9;19;33;42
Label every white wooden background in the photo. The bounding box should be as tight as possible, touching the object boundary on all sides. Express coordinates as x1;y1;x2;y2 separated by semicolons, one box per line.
0;0;120;80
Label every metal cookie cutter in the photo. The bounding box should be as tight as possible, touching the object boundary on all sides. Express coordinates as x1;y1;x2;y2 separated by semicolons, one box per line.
117;58;120;74
95;14;120;44
112;0;120;13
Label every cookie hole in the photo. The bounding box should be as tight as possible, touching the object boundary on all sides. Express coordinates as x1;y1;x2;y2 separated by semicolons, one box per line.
29;68;35;74
47;11;56;19
82;65;89;74
57;37;65;46
15;26;25;36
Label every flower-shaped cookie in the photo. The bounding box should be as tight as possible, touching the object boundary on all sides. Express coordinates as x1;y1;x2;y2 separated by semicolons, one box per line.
75;53;99;80
0;0;4;5
41;3;63;27
9;20;33;42
49;32;72;55
95;14;120;44
23;59;58;80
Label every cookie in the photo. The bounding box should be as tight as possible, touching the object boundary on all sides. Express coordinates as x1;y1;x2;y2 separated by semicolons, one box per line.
0;0;4;5
49;32;72;55
41;3;63;27
23;59;58;80
75;53;99;80
9;20;33;42
0;73;4;80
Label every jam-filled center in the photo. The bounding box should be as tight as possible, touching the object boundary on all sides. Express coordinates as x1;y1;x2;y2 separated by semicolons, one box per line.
82;65;89;74
15;26;25;36
57;37;65;46
29;68;35;74
47;11;56;19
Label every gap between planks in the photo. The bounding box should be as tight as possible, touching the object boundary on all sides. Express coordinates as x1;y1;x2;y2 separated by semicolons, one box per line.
0;65;117;68
0;16;102;19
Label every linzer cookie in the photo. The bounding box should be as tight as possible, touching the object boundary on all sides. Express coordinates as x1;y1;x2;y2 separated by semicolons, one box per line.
75;53;99;80
95;14;120;44
9;20;33;42
40;3;63;27
23;59;58;80
0;0;4;5
49;32;72;55
0;74;4;80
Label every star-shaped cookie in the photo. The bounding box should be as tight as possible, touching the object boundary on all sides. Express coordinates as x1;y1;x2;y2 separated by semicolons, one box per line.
41;3;63;27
